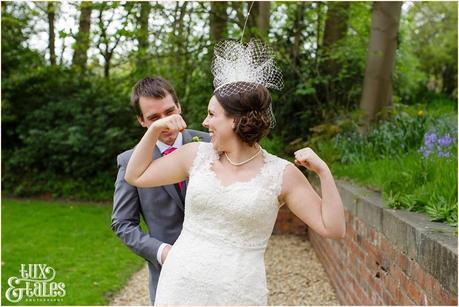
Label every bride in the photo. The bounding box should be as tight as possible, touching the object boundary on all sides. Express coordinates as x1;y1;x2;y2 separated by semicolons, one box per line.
125;40;346;305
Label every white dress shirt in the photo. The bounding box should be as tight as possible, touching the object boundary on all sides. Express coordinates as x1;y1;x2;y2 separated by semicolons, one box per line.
156;132;183;265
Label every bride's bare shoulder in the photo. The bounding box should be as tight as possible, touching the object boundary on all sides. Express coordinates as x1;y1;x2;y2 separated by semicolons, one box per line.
181;142;207;168
182;141;201;155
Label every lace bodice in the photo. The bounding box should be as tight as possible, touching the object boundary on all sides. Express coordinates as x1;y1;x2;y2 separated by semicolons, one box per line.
155;142;293;305
184;142;291;249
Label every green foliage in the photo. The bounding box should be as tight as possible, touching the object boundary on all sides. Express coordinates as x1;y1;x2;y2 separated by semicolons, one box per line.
393;18;428;103
3;174;114;201
2;67;143;200
406;2;458;97
425;195;458;226
324;2;372;106
260;134;288;159
323;100;458;226
271;2;373;143
331;149;457;226
1;199;145;305
424;93;458;116
334;108;428;164
1;2;44;78
1;1;457;203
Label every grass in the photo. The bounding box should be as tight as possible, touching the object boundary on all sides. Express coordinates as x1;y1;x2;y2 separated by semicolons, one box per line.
330;150;458;225
424;94;458;117
1;199;145;305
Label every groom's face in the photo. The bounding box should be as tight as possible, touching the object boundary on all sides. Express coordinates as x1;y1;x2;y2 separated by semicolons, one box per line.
137;94;182;145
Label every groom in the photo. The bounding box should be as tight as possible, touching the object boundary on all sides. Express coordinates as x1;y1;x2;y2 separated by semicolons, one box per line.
111;76;210;304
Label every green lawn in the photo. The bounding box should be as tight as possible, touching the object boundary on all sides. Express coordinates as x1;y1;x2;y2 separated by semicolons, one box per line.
1;199;145;305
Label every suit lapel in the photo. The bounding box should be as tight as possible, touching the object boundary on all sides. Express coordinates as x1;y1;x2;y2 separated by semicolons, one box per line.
182;129;193;145
154;145;185;211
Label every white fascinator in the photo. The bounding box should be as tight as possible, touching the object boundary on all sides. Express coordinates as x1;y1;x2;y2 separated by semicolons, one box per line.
211;39;284;127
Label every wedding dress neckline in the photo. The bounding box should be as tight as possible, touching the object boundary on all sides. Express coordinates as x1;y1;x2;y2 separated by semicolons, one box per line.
207;147;269;189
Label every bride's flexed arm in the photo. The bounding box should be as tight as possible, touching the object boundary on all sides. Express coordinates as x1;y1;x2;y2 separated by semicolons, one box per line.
280;147;346;240
125;114;198;188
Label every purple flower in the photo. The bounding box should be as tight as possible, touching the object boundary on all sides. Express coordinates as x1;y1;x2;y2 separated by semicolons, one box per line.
425;132;437;147
438;134;454;147
418;146;432;158
419;130;456;159
437;151;451;158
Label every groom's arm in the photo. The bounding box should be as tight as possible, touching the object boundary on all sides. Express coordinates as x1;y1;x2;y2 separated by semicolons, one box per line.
111;151;163;270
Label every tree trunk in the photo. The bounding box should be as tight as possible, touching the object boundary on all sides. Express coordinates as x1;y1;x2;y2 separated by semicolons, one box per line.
94;2;129;79
172;2;188;54
210;1;228;42
442;64;458;98
360;1;402;132
246;1;258;38
47;2;56;66
72;1;92;70
104;54;111;78
291;2;308;66
315;2;322;67
322;2;350;75
231;1;245;30
136;2;151;68
257;1;270;38
320;2;350;105
246;1;270;40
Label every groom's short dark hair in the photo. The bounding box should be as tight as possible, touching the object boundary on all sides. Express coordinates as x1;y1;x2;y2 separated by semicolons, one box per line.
131;76;180;118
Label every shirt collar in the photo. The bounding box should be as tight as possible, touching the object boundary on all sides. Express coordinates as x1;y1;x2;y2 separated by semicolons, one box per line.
156;132;183;154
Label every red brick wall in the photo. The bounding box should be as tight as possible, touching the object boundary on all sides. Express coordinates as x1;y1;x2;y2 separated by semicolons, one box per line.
308;210;458;306
273;204;307;235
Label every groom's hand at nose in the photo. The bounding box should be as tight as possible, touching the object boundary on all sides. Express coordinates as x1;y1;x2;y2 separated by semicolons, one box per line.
151;114;187;133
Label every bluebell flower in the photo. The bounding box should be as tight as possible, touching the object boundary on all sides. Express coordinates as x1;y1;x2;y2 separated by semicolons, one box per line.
419;130;456;159
419;146;432;158
424;132;437;148
438;134;453;147
438;151;451;158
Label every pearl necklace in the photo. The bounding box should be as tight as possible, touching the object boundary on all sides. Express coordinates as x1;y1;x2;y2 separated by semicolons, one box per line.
224;146;262;166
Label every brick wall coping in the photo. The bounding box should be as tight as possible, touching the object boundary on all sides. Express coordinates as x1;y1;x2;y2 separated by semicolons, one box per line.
312;177;457;296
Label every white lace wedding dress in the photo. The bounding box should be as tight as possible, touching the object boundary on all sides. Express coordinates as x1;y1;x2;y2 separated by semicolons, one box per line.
155;142;291;305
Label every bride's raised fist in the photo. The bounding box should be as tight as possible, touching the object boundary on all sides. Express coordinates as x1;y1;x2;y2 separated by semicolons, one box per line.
294;147;329;175
151;114;187;133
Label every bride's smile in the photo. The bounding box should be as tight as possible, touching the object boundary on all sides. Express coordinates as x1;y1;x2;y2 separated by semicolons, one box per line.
202;96;235;152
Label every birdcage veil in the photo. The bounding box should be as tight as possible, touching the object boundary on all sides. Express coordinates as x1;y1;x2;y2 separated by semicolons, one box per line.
211;39;283;128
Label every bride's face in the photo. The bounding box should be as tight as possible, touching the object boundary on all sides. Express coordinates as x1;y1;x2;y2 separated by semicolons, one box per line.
202;96;235;150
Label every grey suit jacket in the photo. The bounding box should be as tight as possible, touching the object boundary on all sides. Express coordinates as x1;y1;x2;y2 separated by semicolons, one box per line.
111;129;210;304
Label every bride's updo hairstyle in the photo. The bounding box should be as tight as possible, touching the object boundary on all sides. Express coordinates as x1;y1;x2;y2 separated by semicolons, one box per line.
214;82;271;146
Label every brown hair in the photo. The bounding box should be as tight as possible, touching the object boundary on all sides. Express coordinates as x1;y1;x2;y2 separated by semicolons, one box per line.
214;83;271;146
130;76;179;118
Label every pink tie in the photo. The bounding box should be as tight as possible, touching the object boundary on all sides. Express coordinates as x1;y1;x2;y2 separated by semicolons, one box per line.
162;147;184;191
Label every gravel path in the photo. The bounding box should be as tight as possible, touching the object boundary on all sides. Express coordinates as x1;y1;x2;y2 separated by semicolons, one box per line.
110;265;150;306
110;234;339;306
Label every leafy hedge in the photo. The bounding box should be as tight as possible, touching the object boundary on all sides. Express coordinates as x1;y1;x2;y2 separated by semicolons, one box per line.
2;67;143;200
